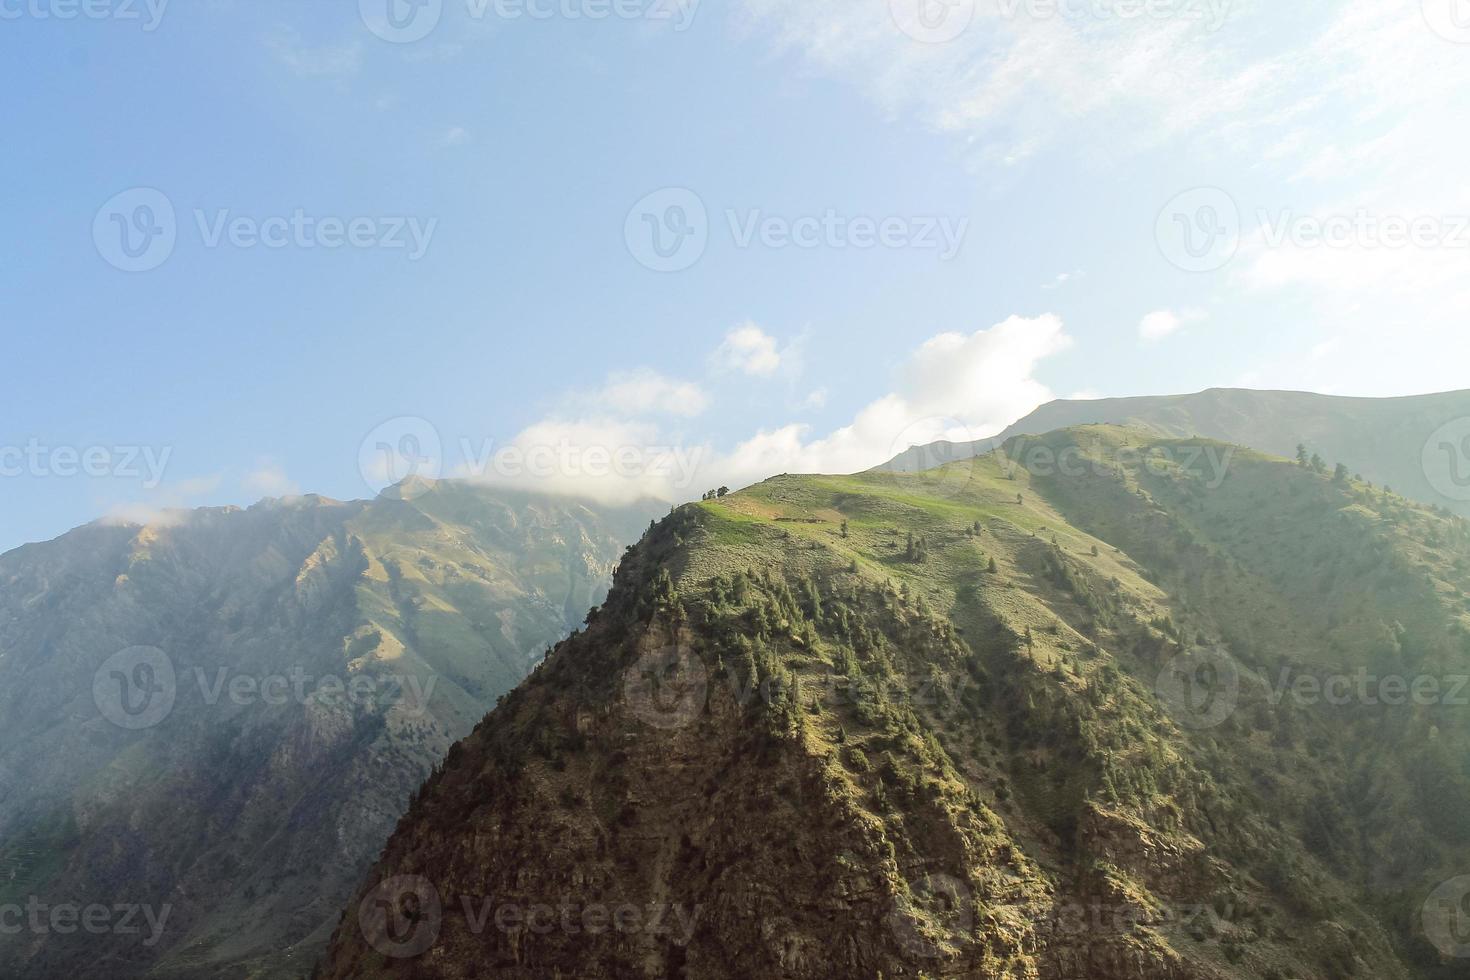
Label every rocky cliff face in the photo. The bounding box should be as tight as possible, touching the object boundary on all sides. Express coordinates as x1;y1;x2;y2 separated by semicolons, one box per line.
317;429;1470;979
0;482;659;979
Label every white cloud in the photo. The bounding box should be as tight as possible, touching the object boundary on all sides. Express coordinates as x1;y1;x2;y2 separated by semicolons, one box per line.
738;0;1264;166
1139;308;1204;342
266;28;362;79
1310;337;1341;360
713;323;783;377
456;418;710;506
439;126;469;148
461;313;1071;503
588;370;710;418
245;461;300;498
99;504;193;529
96;475;224;529
800;388;829;410
1042;269;1085;290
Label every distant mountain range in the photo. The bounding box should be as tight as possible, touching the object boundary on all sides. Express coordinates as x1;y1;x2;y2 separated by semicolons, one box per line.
319;426;1470;978
883;387;1470;516
0;483;660;978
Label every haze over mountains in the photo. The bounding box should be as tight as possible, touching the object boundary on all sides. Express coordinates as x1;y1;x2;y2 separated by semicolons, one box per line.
0;483;659;978
884;388;1470;518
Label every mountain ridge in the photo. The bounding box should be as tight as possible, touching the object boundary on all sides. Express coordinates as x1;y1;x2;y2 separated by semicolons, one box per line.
316;425;1470;979
0;481;664;979
883;387;1470;518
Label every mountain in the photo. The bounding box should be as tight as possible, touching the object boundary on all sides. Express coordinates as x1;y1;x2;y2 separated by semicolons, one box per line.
883;388;1470;517
0;482;661;979
317;427;1470;979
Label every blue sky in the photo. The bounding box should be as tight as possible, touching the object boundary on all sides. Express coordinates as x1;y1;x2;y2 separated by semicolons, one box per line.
2;0;1468;551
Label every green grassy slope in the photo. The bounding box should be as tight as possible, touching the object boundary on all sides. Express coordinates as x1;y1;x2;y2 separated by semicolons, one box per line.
316;427;1470;979
883;387;1470;518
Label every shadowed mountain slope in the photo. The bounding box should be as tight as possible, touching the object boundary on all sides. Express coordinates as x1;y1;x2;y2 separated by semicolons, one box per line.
0;482;660;979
